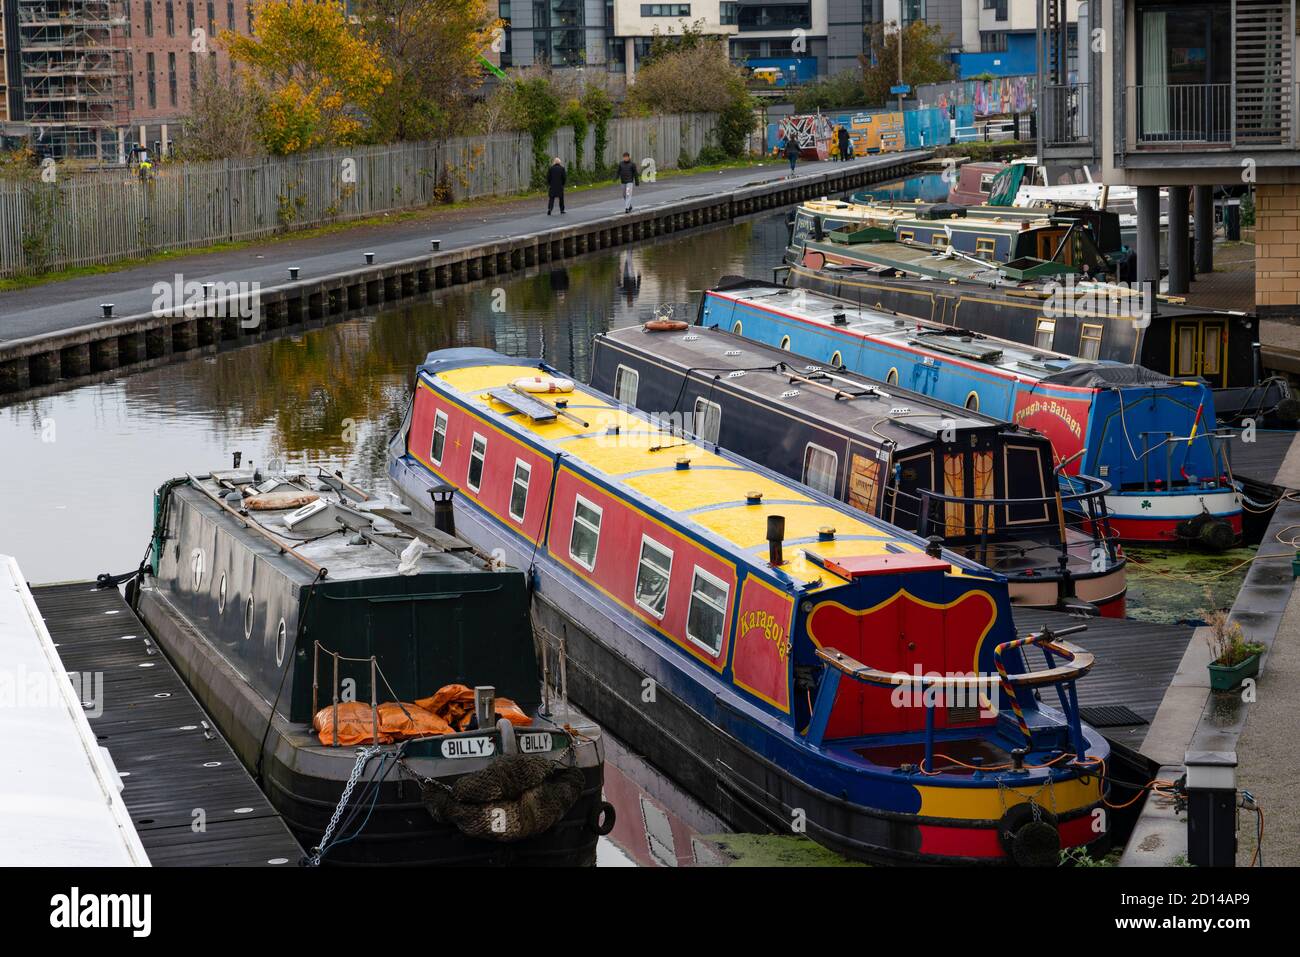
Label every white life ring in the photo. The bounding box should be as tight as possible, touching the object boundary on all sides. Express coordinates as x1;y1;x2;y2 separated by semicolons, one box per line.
513;375;574;394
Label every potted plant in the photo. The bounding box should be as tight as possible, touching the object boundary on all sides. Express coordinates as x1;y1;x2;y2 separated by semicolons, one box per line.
1203;609;1265;691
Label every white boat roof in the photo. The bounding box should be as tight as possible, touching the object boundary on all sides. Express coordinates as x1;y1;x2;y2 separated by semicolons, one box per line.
0;555;149;866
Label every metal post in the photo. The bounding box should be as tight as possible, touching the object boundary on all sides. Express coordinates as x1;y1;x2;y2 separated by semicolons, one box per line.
312;641;319;717
1168;186;1191;294
1194;185;1215;274
331;652;340;747
923;692;935;773
370;657;379;746
1185;750;1238;866
1136;185;1161;291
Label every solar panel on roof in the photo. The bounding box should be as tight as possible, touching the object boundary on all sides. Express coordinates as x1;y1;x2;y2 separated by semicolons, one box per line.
486;387;558;422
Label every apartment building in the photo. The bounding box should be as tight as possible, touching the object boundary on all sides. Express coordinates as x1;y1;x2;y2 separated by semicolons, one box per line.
1091;0;1299;326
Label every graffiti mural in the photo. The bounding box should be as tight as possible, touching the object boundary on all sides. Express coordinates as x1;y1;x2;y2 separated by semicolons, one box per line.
914;75;1038;118
774;113;833;159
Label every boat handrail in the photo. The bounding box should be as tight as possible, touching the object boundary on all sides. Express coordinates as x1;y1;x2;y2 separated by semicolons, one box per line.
311;640;414;747
809;625;1093;765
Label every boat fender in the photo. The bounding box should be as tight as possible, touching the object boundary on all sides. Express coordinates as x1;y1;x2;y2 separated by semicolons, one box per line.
643;319;689;332
512;375;574;394
589;800;617;836
497;716;518;755
998;803;1061;867
423;755;586;843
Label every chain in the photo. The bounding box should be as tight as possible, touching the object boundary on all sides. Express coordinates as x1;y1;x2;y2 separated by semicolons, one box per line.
306;745;383;866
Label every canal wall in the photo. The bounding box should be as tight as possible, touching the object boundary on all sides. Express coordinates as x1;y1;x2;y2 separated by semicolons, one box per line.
0;152;927;401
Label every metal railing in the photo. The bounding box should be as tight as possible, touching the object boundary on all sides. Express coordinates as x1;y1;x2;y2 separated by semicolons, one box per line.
908;472;1118;565
1043;83;1091;147
1128;83;1233;148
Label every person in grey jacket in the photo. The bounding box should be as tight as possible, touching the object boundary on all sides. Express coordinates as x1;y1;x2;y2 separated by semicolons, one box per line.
617;152;640;213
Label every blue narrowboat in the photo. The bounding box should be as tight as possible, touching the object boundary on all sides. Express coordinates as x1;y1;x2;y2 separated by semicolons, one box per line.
699;278;1243;547
387;347;1112;864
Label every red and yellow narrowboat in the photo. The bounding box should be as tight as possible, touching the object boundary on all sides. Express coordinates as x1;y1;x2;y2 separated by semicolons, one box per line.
387;347;1112;864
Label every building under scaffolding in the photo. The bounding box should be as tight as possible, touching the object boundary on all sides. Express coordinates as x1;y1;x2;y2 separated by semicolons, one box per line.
2;0;129;160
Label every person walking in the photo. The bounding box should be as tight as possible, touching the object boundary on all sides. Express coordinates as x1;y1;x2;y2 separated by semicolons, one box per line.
547;156;567;215
782;135;799;177
617;152;639;213
838;125;852;162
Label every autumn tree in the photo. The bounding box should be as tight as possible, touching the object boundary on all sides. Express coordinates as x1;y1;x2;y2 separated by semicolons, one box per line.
353;0;501;141
173;68;265;160
860;21;956;107
223;0;392;154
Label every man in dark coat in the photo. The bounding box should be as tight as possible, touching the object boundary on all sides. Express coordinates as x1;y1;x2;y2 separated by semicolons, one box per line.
547;157;567;214
838;125;852;162
617;152;640;213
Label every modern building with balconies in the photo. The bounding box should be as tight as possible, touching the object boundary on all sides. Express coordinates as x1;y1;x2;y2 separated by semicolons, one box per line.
1091;0;1296;325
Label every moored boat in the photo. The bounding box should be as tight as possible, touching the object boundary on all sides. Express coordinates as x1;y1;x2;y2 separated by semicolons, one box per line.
131;465;609;866
589;321;1127;616
387;347;1113;864
699;278;1244;547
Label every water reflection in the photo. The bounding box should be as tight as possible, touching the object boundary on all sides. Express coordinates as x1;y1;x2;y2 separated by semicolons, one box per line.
0;211;790;584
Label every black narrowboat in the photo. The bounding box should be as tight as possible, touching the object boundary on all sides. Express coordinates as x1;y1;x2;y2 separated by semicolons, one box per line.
590;323;1127;617
131;465;608;866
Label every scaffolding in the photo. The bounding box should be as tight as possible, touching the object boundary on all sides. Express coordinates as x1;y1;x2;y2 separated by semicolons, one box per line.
15;0;129;159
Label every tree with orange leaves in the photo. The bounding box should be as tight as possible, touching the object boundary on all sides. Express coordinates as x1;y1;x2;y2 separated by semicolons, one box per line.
224;0;392;154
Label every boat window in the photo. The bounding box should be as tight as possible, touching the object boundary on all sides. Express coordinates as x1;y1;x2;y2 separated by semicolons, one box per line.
693;398;722;444
1004;445;1050;525
1203;325;1223;375
1079;323;1104;361
467;433;487;492
886;367;898;385
686;568;728;655
430;410;448;465
634;536;673;619
965;391;980;412
569;496;602;571
975;237;997;260
509;460;531;523
780;335;791;350
831;350;842;367
275;618;287;667
803;443;839;496
217;574;227;614
614;365;639;406
732;320;743;335
1034;318;1056;351
898;229;915;243
1176;325;1198;376
244;596;254;640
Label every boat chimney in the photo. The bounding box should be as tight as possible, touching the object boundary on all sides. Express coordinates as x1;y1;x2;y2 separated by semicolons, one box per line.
925;536;944;558
767;515;785;567
429;483;457;536
474;686;496;730
232;451;242;468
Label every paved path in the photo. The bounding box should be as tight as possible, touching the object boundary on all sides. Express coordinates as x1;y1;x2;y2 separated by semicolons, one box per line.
0;154;912;345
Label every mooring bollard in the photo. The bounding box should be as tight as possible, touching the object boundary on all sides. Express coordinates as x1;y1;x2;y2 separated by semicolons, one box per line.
289;266;300;280
365;252;375;265
101;303;114;319
430;239;441;251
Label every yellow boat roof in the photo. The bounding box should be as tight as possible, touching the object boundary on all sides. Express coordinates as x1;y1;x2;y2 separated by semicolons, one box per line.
425;361;970;591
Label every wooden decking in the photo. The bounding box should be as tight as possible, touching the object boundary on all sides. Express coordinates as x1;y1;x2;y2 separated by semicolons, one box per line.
32;582;303;866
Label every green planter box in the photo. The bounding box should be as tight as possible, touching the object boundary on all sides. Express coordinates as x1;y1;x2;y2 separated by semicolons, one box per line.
1208;654;1261;691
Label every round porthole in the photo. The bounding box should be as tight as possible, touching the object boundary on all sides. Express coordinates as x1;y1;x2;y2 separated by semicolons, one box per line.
965;391;980;412
244;597;254;640
831;350;842;368
191;549;204;589
886;367;899;385
217;574;227;614
275;618;288;667
780;336;791;350
732;320;743;335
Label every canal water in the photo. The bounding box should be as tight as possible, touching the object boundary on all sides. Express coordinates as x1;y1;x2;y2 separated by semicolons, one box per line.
0;175;1252;864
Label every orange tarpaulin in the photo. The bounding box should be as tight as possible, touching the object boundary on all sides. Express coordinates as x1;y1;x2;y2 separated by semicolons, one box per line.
314;684;531;746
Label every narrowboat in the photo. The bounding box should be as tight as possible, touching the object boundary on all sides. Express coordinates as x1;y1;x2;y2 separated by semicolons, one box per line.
589;322;1127;616
786;198;1132;277
131;465;608;866
387;347;1112;864
783;231;1289;423
699;278;1243;547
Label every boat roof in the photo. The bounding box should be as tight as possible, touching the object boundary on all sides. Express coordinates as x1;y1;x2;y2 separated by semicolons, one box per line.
811;238;1008;282
799;199;1054;233
706;278;1097;384
417;350;991;592
0;554;150;866
597;324;1044;451
183;469;498;584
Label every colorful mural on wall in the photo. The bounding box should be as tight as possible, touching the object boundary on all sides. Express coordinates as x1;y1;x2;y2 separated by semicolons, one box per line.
913;75;1038;119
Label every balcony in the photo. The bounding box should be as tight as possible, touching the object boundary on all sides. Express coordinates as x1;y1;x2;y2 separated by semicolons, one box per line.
1042;83;1091;149
1124;82;1293;152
